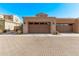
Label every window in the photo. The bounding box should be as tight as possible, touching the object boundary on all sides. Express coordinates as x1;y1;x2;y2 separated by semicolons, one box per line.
24;22;26;24
69;24;73;26
29;22;33;24
40;22;44;24
4;15;13;19
34;22;39;24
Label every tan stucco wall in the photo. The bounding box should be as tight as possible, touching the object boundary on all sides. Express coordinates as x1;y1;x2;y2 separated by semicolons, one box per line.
5;21;15;30
73;19;79;33
5;21;21;31
0;20;5;32
23;20;28;33
56;18;76;24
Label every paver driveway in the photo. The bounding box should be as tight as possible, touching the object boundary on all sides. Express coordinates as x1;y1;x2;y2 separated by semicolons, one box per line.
0;34;79;56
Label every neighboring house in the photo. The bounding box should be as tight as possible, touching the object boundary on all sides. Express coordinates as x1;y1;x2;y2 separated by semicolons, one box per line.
0;15;21;33
23;13;79;34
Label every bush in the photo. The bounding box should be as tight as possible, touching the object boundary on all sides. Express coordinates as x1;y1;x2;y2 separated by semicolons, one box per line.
17;30;22;34
52;31;59;35
3;30;7;33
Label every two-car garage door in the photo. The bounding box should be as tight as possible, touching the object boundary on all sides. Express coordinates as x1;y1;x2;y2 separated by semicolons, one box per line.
28;22;50;33
56;24;73;33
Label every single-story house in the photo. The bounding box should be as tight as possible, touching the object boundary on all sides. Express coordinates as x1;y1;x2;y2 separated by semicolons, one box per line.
23;13;79;33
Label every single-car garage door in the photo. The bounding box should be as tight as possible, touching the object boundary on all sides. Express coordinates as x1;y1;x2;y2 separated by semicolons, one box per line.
28;22;50;33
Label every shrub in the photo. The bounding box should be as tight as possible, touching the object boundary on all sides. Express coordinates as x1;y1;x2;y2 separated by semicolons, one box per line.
17;30;22;34
52;31;59;35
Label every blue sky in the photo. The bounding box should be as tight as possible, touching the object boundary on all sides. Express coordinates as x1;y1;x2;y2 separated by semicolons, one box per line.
0;3;79;20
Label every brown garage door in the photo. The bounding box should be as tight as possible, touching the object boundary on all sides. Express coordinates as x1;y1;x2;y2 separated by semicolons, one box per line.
56;24;73;33
28;22;50;33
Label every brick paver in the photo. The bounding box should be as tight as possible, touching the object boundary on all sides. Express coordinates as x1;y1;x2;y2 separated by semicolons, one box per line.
0;34;79;56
